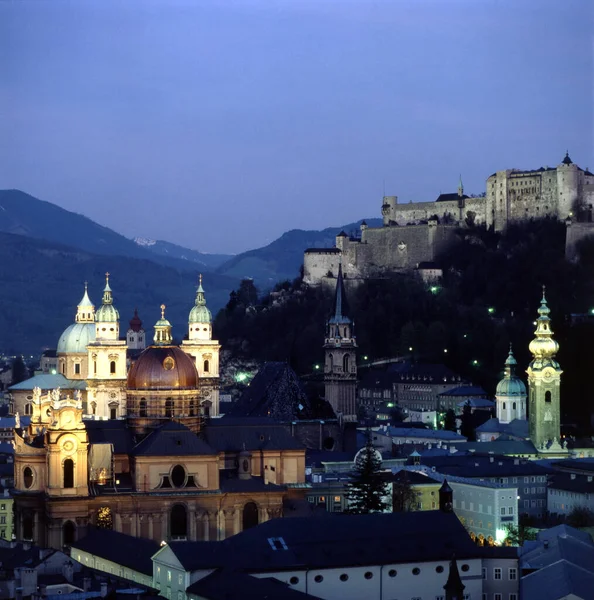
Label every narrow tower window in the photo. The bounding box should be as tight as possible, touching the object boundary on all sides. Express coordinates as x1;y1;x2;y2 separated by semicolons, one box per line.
203;359;210;373
545;391;551;403
343;354;350;373
23;467;33;489
110;361;116;374
165;399;174;418
139;399;147;417
63;459;74;489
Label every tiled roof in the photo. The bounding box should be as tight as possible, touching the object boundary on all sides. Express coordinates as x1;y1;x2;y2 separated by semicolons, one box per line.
133;421;215;457
72;528;159;575
8;373;86;391
436;193;469;202
304;248;341;254
549;472;594;494
388;361;463;383
379;426;466;441
521;559;594;600
85;419;134;455
439;385;487;397
166;511;482;572
186;569;320;599
203;419;304;452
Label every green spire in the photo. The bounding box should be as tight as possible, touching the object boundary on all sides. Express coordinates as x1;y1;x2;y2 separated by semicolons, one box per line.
102;272;113;304
95;272;119;323
457;174;464;197
76;282;95;323
189;274;212;324
154;304;173;345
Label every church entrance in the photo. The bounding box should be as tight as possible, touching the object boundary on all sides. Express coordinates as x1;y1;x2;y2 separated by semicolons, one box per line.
242;502;259;531
63;521;76;546
170;504;187;539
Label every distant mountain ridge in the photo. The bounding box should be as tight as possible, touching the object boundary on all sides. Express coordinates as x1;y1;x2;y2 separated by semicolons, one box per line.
215;219;383;285
133;237;233;270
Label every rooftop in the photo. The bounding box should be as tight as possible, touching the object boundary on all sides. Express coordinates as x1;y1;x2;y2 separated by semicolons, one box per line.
8;373;87;391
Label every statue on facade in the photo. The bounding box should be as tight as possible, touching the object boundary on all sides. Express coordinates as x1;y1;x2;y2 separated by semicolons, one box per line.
33;387;42;404
74;390;82;409
14;412;20;429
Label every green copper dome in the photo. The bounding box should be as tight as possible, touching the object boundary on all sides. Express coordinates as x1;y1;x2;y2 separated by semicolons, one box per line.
57;322;96;353
496;347;526;397
95;273;120;323
189;277;212;324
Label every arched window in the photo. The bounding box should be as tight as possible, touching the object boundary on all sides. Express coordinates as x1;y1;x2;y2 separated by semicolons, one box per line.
170;505;187;539
328;354;333;370
189;400;196;417
63;521;76;546
23;467;33;489
203;359;210;373
22;515;33;541
165;399;174;418
93;361;97;374
24;403;32;416
139;399;147;417
545;391;551;403
512;402;517;410
110;407;117;420
91;401;97;415
343;354;350;373
74;363;81;375
110;361;116;374
171;465;186;488
503;402;506;410
64;459;74;489
242;502;259;531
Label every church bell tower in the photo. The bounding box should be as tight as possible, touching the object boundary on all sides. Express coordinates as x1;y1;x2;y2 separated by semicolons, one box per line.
323;264;357;420
526;289;563;451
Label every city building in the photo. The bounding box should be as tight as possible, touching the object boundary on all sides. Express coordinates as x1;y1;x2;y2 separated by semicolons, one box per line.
73;509;518;600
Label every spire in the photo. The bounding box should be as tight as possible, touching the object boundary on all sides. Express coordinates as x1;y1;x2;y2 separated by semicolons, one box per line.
529;287;559;359
439;479;453;512
95;272;119;323
457;174;464;197
504;344;517;376
75;282;95;323
102;272;113;304
443;555;465;600
189;275;212;325
154;304;173;345
329;264;351;325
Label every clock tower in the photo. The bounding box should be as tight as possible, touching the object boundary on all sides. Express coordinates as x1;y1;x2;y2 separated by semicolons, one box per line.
526;289;563;451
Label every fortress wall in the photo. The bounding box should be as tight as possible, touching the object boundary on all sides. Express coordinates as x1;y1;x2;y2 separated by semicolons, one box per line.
390;200;460;225
462;198;487;224
303;251;342;284
565;222;594;261
361;224;458;271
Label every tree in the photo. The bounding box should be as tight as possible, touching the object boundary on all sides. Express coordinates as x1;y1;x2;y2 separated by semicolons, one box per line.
11;356;28;385
444;409;457;432
345;431;389;514
237;278;258;307
392;471;418;512
566;506;594;528
460;401;476;441
503;521;537;546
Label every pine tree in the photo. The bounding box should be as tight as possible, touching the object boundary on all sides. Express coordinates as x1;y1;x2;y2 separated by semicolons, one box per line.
444;408;457;432
346;431;389;514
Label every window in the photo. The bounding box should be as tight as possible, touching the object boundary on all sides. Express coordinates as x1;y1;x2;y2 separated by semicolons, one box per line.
500;507;506;515
343;354;350;372
110;361;116;374
482;567;487;579
388;569;397;577
63;459;74;488
524;477;529;483
412;567;421;575
171;465;186;488
290;577;299;585
364;571;373;579
509;568;517;580
165;399;174;418
139;399;147;417
508;507;514;515
510;594;518;600
178;574;183;585
170;505;187;539
203;359;210;373
314;575;323;583
494;595;502;600
74;363;81;375
340;573;349;582
545;391;551;403
494;568;502;580
167;571;172;583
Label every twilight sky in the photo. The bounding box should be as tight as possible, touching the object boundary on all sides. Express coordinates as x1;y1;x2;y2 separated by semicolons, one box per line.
1;0;592;254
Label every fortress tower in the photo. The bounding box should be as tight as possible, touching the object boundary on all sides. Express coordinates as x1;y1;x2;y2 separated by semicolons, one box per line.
526;290;563;451
323;264;357;420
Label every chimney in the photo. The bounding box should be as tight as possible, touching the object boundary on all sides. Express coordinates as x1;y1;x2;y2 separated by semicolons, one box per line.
490;457;494;463
571;474;576;480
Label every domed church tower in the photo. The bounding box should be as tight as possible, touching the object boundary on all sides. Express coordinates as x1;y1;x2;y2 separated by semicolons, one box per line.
86;274;128;419
496;346;527;424
126;308;146;351
57;283;96;380
181;276;220;417
127;305;203;435
527;289;563;451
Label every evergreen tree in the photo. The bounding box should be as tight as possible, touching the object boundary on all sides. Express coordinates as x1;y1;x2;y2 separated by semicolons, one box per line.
444;409;457;432
346;431;389;514
11;356;28;385
460;401;476;441
392;471;418;512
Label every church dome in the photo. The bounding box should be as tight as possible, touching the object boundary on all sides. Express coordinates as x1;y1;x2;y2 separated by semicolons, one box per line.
127;346;198;390
57;322;96;353
96;303;119;323
496;375;526;397
189;304;212;324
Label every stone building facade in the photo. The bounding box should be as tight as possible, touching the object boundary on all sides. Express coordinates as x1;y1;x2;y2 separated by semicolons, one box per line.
304;153;594;285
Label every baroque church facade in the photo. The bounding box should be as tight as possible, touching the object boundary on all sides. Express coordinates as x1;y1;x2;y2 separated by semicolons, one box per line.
10;275;303;551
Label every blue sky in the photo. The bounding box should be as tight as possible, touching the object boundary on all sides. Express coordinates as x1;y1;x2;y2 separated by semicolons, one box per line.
1;0;592;254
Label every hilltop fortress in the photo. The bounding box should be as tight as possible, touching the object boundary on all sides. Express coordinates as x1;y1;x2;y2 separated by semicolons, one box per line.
304;153;594;284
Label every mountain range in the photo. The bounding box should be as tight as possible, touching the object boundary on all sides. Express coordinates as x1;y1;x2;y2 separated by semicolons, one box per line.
0;189;377;354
